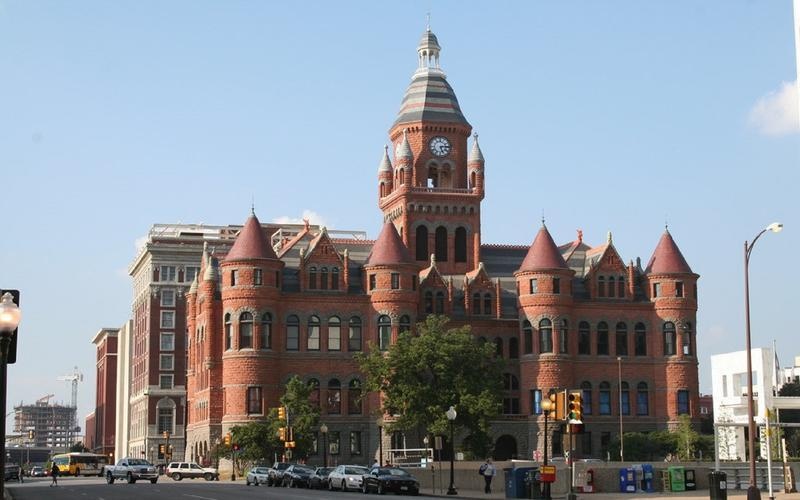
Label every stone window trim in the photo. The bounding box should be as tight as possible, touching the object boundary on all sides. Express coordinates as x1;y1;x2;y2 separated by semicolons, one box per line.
159;353;174;371
160;289;176;308
159;374;174;390
160;310;176;329
160;332;175;352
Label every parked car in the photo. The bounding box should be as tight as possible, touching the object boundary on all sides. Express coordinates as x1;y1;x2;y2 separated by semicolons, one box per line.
105;458;158;484
165;462;219;481
362;467;419;495
327;464;368;492
4;465;20;482
245;466;270;486
282;464;314;488
29;466;45;477
309;466;333;489
267;462;291;486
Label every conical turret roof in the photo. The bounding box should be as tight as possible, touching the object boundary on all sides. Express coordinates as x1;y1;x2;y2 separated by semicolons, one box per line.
518;225;569;272
365;222;413;266
645;230;692;274
468;133;484;163
225;212;278;261
378;145;392;173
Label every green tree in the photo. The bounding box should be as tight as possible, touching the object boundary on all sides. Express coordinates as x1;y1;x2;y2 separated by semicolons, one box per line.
279;375;320;459
674;414;700;460
356;315;503;458
778;382;800;456
69;441;88;453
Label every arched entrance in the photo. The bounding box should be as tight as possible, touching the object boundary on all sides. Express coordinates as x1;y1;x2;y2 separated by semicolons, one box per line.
493;435;517;461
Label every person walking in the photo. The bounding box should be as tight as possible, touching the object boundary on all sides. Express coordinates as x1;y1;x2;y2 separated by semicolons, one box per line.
479;458;496;494
50;463;59;487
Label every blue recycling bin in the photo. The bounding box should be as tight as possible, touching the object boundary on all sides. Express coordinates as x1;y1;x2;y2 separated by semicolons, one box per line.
641;464;655;492
620;467;637;493
504;467;535;498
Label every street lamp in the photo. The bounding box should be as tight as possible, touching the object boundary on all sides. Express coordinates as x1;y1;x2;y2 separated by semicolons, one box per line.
0;292;21;499
541;396;553;500
445;406;457;496
744;222;782;500
150;446;155;464
618;356;624;462
320;423;329;468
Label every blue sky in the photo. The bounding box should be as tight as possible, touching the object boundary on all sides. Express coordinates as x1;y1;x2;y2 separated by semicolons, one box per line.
0;1;797;432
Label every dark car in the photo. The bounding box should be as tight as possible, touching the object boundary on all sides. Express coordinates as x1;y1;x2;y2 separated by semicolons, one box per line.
361;467;419;495
267;462;291;486
282;464;314;488
4;465;21;482
309;467;333;489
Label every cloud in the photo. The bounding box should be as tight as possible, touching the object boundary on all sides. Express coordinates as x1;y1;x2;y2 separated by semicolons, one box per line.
134;235;148;253
748;80;800;136
272;209;329;228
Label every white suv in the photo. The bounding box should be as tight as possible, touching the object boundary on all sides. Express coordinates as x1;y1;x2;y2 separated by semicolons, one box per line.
165;462;219;481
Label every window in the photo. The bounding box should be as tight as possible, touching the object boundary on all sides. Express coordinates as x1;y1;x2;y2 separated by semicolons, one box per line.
350;431;362;455
329;432;340;455
328;316;341;351
247;387;262;414
309;267;317;289
530;279;538;294
581;382;593;415
286;315;299;351
615;322;628;356
160;266;176;282
309;379;320;408
378;315;391;351
722;375;728;397
618;276;625;298
231;269;238;286
599;382;611;415
509;337;519;359
412;275;417;291
455;227;467;262
502;374;520;415
559;319;569;354
369;274;376;291
331;268;339;290
327;379;341;414
531;389;542;415
224;313;232;350
254;268;263;286
321;267;328;290
260;313;272;349
349;317;362;351
494;338;503;358
522;320;533;354
161;311;175;329
472;293;481;314
608;277;615;298
663;322;676;355
634;323;647;356
239;312;253;349
275;270;281;289
161;289;175;307
578;321;591;355
435;291;445;314
653;282;661;297
620;382;630;415
503;397;521;415
308;316;320;350
399;315;411;334
185;266;200;283
597;321;609;355
416;226;429;261
598;276;605;297
157;407;174;434
424;291;433;313
483;293;492;316
435;226;448;262
682;322;692;355
539;319;553;353
581;432;592;456
390;273;400;290
553;278;560;294
160;332;175;351
676;281;684;298
677;390;690;415
637;382;649;415
159;374;173;389
160;354;174;370
348;379;362;414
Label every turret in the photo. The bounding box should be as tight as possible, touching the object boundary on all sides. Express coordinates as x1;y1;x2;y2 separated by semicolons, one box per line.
378;145;393;199
468;133;485;197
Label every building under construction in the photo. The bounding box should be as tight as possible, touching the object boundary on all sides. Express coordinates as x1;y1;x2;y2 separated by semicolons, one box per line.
13;395;78;451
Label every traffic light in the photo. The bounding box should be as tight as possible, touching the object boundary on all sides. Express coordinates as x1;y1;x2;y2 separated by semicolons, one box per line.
278;427;287;441
277;406;286;421
568;391;582;423
285;441;295;448
224;432;231;446
555;390;566;421
27;429;34;440
158;444;166;457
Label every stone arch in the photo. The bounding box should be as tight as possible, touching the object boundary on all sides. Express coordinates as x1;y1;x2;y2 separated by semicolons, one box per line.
493;434;518;461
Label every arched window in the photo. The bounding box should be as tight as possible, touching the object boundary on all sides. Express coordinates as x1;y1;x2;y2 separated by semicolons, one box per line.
578;321;591;355
399;315;411;334
424;291;434;313
320;267;329;290
156;398;176;434
682;322;693;355
539;319;553;353
483;293;492;316
435;291;445;314
599;381;611;415
239;312;253;349
502;374;520;414
224;313;232;351
348;317;362;351
663;322;676;355
435;226;448;262
309;378;320;408
470;171;477;189
620;381;630;415
597;321;609;355
286;315;299;351
260;312;272;349
308;315;320;351
416;226;429;261
348;379;362;415
472;293;481;315
559;319;569;354
522;320;533;354
634;323;646;356
309;266;317;290
328;316;341;351
608;276;616;298
581;381;593;415
509;337;519;359
378;315;391;351
636;382;649;415
494;338;504;358
503;373;520;390
618;276;625;298
327;379;341;414
331;267;339;290
615;322;628;356
455;227;467;263
598;276;606;298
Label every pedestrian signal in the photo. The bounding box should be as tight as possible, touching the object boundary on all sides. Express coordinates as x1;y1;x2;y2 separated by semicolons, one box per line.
277;406;286;421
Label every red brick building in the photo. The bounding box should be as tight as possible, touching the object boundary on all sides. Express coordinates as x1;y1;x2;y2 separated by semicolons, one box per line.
89;328;118;457
183;29;700;463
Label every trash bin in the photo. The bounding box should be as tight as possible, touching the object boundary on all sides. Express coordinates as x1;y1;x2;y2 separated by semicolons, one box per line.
620;467;637;493
708;471;728;500
685;469;696;491
668;466;686;492
505;467;535;499
524;469;543;499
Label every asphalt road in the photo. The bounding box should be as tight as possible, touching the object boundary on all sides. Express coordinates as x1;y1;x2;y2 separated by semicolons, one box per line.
6;476;431;500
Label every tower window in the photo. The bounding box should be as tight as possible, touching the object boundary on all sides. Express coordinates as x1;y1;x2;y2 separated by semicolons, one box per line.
308;315;320;351
653;282;661;298
378;315;391;351
435;226;448;262
522;320;533;354
328;316;341;351
416;226;429;261
309;267;317;289
530;279;538;294
677;389;690;415
598;277;606;298
618;276;625;298
634;322;646;356
369;274;376;291
615;322;628;356
663;322;676;355
239;312;253;349
254;268;263;286
286;315;299;351
231;270;238;286
391;273;400;290
538;319;553;353
676;281;684;297
608;277;615;297
578;321;590;355
320;267;329;290
553;278;560;294
454;227;467;263
331;268;339;290
597;321;609;355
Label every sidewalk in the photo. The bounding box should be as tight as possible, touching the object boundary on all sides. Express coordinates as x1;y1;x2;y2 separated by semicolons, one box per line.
425;488;800;499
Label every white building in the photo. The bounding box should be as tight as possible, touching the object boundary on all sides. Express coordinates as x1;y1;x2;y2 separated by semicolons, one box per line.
781;355;800;385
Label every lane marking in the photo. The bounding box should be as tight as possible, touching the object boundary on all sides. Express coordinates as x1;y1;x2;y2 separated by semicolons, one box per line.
183;495;219;500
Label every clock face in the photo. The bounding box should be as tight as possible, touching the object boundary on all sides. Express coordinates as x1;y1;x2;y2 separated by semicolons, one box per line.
429;136;451;157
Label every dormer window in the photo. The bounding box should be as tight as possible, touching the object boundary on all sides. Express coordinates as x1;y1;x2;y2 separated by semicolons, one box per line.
598;276;606;297
618;276;625;298
608;277;615;297
321;267;329;290
309;267;317;289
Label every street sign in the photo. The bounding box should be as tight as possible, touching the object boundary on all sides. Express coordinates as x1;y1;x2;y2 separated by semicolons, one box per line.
541;465;556;483
434;436;443;450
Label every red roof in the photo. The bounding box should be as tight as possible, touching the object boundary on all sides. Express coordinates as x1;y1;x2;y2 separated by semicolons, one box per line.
225;213;278;261
365;222;412;266
645;231;692;274
518;226;568;272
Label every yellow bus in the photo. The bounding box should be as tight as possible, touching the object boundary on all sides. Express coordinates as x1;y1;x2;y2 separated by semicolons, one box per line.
51;452;109;477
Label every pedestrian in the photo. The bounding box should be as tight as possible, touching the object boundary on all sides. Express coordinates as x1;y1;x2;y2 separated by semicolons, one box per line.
371;460;379;468
50;462;59;487
479;457;496;494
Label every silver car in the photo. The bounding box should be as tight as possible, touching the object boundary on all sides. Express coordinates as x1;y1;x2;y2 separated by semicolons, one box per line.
327;464;368;492
246;466;270;486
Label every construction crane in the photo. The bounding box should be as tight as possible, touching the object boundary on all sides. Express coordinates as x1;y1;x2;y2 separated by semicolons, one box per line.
36;394;54;405
57;366;83;409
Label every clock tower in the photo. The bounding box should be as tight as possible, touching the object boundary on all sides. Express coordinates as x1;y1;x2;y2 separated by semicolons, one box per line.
377;28;485;275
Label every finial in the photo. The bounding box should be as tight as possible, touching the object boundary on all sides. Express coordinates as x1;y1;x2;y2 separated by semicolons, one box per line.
303;218;310;230
251;196;255;216
426;12;430;32
607;231;613;244
430;253;437;267
665;218;669;232
577;229;583;243
541;210;546;227
473;132;479;141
